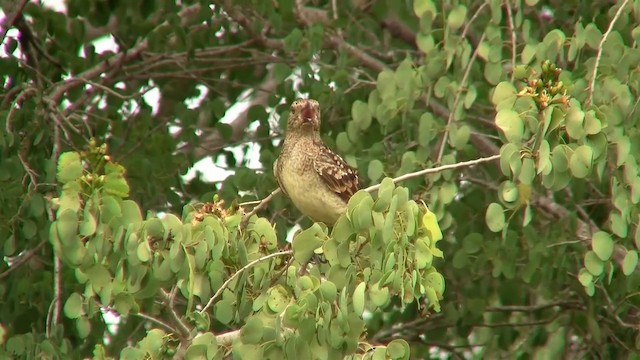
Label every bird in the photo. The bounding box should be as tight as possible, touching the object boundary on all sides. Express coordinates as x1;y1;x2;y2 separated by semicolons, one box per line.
274;99;360;225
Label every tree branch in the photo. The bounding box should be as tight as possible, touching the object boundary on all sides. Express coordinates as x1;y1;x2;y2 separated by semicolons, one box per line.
200;250;292;314
241;188;282;225
380;17;416;46
0;240;46;280
364;155;501;193
133;312;179;334
0;0;29;44
586;0;630;106
159;289;192;339
436;32;486;163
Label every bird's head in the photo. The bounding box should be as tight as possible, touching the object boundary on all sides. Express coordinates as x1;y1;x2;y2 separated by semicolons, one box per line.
287;98;321;135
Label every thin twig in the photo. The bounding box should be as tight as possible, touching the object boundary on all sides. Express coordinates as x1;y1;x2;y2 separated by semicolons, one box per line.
364;154;501;193
215;329;241;346
586;0;630;106
79;79;146;100
461;3;489;40
436;32;486;163
486;301;583;312
52;252;62;329
238;199;263;207
200;250;293;314
159;289;192;338
240;188;281;224
6;87;37;135
600;285;639;329
133;312;179;334
504;0;517;80
45;295;57;338
0;0;29;44
0;240;47;280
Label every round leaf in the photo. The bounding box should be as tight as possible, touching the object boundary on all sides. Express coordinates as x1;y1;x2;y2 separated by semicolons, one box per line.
592;231;614;261
64;293;83;319
569;145;593;178
623;250;638;276
485;203;505;232
495;109;524;143
353;282;366;317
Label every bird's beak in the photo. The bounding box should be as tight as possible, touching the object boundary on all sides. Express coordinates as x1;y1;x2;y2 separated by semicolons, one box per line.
301;102;315;122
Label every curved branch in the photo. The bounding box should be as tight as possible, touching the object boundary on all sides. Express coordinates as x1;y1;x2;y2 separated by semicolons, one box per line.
586;0;630;106
200;250;293;314
364;155;501;193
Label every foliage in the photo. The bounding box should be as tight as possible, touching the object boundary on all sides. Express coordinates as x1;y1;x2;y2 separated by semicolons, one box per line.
1;0;640;358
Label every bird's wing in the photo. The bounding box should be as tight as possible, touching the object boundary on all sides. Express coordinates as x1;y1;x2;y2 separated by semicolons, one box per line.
273;156;289;196
313;142;360;202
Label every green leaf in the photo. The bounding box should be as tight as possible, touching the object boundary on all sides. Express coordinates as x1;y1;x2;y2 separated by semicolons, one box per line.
272;63;292;83
292;223;324;264
569;145;593;178
485;202;505;232
336;132;353;153
423;272;445;296
250;218;277;250
376;70;397;101
518;158;535;185
86;264;111;291
386;339;410;359
352;100;372;130
64;293;83;319
451;124;470;150
267;285;289;313
370;282;390;307
623;250;638;276
583;111;602;135
57;152;84;183
137;241;151;263
463;233;482;254
447;5;467;30
610;212;627;238
616;137;630;167
495;109;524;143
416;33;435;54
114;293;134;316
240;317;264;344
565;107;585;139
283;28;303;53
367;160;384;182
484;62;503;85
422;209;442;242
56;209;79;243
464;85;478;109
104;173;130;198
592;231;614;261
584;23;602;49
374;177;395;211
414;0;436;18
214;298;235;325
584;251;604;276
578;268;593;286
79;212;97;236
635;222;640;249
76;317;91;339
353;282;366;317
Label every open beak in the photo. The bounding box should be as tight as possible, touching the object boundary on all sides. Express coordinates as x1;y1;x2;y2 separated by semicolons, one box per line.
301;102;315;122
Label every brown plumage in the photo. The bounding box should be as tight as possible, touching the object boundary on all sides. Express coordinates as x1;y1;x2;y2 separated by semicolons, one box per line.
274;99;360;224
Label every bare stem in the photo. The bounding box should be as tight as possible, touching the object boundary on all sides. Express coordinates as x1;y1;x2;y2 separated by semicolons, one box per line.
586;0;630;106
504;0;517;81
364;154;501;193
436;32;486;163
200;250;292;314
241;188;282;224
